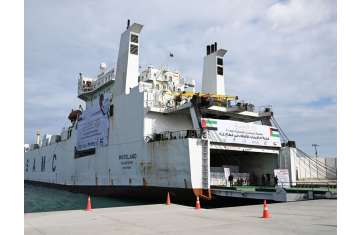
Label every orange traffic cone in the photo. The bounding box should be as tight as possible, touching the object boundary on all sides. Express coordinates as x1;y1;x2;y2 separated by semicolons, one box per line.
166;192;171;205
262;200;270;218
195;196;201;209
85;195;92;211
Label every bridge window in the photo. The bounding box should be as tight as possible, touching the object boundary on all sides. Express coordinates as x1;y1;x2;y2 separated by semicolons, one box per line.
130;44;138;55
131;34;139;43
217;66;223;75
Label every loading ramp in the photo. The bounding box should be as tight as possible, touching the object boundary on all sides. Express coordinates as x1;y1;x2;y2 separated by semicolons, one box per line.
211;185;336;202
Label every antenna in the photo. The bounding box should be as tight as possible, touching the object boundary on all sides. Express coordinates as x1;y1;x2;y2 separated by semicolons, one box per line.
312;144;319;158
312;144;320;178
35;129;41;145
127;19;130;29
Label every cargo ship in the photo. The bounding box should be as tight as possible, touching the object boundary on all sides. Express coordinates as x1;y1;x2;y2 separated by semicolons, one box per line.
25;20;334;202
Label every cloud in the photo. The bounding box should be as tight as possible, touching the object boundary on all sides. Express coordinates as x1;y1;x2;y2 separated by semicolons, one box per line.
267;0;336;32
25;0;337;156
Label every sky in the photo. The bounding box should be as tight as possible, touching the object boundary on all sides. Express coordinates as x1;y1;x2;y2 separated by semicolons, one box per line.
25;0;337;156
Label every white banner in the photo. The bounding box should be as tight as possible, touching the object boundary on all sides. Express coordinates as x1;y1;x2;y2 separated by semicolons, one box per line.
274;169;290;188
201;118;281;148
224;167;230;180
224;167;230;187
76;93;111;151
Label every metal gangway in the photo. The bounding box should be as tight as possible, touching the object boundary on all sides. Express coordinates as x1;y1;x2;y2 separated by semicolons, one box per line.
271;116;337;182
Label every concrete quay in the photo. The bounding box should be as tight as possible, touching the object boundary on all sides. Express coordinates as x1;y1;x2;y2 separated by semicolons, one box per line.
25;199;336;235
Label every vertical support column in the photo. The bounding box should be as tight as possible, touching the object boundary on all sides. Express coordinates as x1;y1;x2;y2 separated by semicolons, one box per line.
201;130;210;196
279;146;297;186
289;147;297;186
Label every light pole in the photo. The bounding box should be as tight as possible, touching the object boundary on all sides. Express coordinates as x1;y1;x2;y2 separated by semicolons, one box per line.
312;144;319;178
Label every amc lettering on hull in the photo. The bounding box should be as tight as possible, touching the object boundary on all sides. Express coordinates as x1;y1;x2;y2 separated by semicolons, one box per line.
202;118;281;147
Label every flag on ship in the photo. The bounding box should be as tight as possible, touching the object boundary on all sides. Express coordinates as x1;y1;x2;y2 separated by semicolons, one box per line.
201;118;218;130
270;128;280;138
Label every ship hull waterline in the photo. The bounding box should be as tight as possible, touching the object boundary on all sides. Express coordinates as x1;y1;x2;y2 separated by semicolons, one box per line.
25;180;210;204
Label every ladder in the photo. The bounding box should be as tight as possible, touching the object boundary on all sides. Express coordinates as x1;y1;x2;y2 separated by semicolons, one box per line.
202;138;210;189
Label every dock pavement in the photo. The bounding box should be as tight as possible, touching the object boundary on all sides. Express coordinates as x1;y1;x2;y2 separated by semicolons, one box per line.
25;199;336;235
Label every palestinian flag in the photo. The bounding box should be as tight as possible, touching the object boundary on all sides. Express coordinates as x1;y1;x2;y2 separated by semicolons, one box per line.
201;118;218;130
270;128;280;138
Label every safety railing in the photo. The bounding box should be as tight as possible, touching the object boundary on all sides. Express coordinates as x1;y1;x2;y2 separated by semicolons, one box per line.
212;180;337;193
78;69;115;95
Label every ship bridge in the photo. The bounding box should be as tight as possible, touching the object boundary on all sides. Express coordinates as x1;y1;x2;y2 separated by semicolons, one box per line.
77;66;115;101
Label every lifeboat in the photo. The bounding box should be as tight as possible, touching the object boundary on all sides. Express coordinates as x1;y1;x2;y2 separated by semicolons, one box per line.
68;109;82;123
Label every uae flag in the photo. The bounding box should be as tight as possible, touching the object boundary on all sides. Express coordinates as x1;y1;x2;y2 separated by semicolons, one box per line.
270;128;280;138
201;118;218;130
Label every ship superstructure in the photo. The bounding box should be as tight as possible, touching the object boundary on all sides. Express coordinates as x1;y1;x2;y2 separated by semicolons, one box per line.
25;21;333;202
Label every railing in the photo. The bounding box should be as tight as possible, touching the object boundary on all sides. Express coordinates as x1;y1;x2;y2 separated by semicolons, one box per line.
144;129;201;143
95;69;115;88
78;69;115;95
211;179;337;191
80;84;96;93
292;180;337;189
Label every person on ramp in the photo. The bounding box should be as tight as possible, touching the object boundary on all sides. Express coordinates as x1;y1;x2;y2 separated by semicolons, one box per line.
274;175;279;187
228;174;234;187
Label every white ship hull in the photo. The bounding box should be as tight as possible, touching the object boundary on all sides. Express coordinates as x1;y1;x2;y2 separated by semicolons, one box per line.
24;137;207;201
